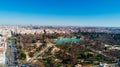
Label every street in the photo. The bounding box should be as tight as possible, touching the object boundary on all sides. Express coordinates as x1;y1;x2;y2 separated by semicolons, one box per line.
6;37;18;67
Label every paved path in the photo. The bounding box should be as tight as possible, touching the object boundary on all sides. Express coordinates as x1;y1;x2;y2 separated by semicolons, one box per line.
28;43;55;62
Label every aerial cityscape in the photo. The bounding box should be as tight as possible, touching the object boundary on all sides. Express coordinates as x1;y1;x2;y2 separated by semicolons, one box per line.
0;26;119;67
0;0;120;67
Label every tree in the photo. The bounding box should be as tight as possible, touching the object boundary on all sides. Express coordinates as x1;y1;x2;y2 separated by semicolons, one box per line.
28;52;34;57
96;54;105;60
36;46;42;52
32;39;36;43
104;47;107;51
54;63;61;67
19;52;26;60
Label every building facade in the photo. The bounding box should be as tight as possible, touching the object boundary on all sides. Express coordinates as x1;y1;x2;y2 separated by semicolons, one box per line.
0;36;6;67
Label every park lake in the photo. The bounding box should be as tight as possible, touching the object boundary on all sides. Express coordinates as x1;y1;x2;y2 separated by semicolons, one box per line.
54;37;81;44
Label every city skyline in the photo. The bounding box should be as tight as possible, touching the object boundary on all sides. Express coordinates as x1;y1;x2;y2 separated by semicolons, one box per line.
0;0;120;27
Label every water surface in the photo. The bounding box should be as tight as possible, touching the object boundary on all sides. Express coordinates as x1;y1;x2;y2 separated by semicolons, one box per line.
54;37;80;44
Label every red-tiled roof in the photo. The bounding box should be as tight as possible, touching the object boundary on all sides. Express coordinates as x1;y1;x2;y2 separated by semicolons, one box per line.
0;48;5;52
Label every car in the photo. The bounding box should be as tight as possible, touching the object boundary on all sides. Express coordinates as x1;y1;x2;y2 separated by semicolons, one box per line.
15;65;19;67
21;64;27;67
9;45;11;48
14;61;18;65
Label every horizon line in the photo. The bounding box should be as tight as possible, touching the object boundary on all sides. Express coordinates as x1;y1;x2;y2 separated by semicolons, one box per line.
0;24;120;28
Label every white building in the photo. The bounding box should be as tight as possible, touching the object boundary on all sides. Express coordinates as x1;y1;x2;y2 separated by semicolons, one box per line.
0;48;5;64
0;36;6;67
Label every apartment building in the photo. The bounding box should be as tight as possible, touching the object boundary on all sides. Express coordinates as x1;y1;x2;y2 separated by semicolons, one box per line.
0;36;6;67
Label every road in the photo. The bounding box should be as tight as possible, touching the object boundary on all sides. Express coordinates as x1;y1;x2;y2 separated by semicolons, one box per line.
29;43;55;62
6;37;18;67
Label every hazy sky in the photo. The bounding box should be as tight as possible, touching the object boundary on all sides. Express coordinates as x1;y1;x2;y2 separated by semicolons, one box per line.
0;0;120;27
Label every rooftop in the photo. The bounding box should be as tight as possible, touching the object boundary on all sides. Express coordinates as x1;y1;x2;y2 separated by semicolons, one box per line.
0;48;5;52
